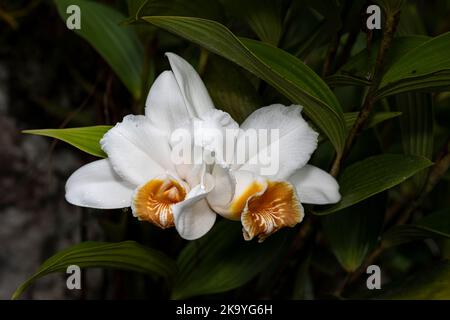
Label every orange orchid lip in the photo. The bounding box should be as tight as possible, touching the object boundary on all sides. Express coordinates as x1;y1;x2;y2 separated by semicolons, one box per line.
133;178;187;228
241;181;303;242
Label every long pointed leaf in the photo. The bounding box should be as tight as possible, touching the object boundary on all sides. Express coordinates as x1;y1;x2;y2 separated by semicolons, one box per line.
322;195;385;272
396;92;434;188
23;126;112;158
383;209;450;248
378;32;450;97
315;154;433;215
12;241;177;300
55;0;145;99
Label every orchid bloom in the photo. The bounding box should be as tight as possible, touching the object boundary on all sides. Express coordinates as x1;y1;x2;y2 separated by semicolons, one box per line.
207;104;341;242
65;52;341;243
65;53;237;240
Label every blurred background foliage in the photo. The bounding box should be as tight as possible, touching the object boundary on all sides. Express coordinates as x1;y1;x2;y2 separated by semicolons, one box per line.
1;0;450;299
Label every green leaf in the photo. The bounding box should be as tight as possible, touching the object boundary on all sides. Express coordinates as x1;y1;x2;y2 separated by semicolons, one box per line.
129;0;223;21
12;241;177;300
281;2;330;58
224;0;283;46
241;38;342;110
372;261;450;299
22;126;112;158
322;195;385;272
378;32;450;98
344;111;402;131
315;154;433;215
293;21;329;60
127;0;148;19
382;208;450;248
203;55;262;123
55;0;144;99
172;220;286;299
317;112;401;143
396;92;434;188
141;16;346;153
326;74;371;88
328;36;430;88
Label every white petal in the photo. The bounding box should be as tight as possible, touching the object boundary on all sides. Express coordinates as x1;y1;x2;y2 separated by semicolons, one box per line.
145;71;190;133
207;169;267;220
172;184;216;240
65;159;134;209
100;115;175;186
236;104;318;180
183;163;207;187
289;164;341;204
206;165;234;209
166;52;214;118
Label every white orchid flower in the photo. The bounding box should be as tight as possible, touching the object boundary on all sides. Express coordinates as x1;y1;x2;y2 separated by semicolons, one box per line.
65;53;237;240
207;104;341;242
65;52;340;243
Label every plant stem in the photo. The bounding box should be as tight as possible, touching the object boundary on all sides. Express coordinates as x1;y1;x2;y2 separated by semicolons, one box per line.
330;11;401;177
321;0;353;78
322;32;341;78
329;9;402;295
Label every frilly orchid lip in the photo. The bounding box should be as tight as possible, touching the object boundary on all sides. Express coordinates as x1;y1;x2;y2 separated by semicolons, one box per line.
65;52;341;242
242;181;304;243
132;176;188;229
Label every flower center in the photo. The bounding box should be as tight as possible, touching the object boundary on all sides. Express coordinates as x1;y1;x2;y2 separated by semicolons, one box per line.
133;179;186;228
241;181;303;242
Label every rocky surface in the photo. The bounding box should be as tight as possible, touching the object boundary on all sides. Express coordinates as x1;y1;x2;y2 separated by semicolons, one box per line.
0;65;104;299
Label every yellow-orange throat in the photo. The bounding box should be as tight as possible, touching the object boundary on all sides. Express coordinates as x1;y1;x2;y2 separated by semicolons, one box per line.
228;181;266;220
133;179;186;228
242;181;303;242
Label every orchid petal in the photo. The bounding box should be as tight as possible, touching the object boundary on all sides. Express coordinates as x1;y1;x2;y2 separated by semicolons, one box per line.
172;174;216;240
65;159;134;209
289;164;341;204
236;104;318;180
145;70;190;133
100;115;175;186
207;168;267;220
206;165;234;209
166;52;214;118
241;181;303;242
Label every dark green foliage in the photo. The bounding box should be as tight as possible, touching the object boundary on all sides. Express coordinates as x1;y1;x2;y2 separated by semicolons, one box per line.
5;0;450;300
